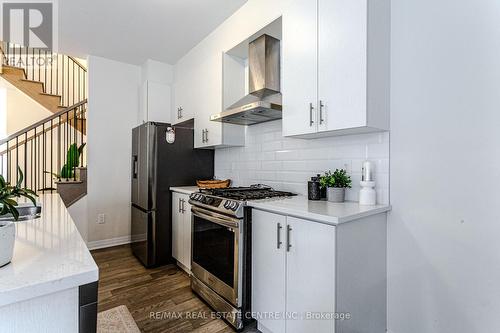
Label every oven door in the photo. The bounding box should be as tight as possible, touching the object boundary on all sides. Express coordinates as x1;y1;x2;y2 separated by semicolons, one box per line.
191;206;243;307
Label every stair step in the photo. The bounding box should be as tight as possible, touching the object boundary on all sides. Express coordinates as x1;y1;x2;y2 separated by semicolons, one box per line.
39;92;61;98
20;78;44;87
0;65;26;78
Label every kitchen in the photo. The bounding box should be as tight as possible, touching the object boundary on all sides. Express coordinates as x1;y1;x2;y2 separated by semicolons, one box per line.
0;0;498;332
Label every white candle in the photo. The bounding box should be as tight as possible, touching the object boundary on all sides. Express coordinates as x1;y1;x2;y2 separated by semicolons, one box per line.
362;161;373;181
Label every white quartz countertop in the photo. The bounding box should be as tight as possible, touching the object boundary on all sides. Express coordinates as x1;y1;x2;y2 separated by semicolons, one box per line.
170;186;200;195
0;194;98;307
248;195;391;225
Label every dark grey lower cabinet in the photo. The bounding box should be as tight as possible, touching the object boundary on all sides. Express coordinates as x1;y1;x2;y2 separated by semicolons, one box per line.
79;282;98;333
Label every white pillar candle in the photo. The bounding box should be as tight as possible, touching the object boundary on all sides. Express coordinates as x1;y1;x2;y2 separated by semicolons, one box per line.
362;161;373;181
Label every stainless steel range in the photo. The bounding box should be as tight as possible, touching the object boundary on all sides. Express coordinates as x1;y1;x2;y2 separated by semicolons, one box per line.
188;185;295;330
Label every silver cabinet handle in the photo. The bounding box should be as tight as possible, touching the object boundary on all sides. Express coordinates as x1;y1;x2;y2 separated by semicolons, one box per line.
286;225;292;252
178;107;183;119
309;103;314;126
319;100;324;124
205;129;208;143
181;199;186;213
277;223;283;249
178;198;182;213
201;129;205;143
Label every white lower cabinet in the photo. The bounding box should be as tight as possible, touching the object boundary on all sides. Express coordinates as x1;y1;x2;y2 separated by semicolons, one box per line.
252;211;335;333
172;192;192;271
252;210;287;333
252;209;387;333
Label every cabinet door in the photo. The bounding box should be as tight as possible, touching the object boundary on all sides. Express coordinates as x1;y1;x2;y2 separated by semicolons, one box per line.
286;217;336;333
181;194;192;270
318;0;367;131
147;81;172;123
173;78;194;125
252;210;287;333
171;192;182;261
282;0;318;137
192;52;223;148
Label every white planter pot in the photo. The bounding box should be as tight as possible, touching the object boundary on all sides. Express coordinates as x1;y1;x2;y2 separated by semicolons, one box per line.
327;187;346;203
0;221;15;267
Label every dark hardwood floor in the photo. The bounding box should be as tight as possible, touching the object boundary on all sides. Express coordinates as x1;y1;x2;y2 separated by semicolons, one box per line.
91;245;256;333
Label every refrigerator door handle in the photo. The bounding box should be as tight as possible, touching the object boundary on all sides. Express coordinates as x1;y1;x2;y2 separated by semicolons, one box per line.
133;155;138;179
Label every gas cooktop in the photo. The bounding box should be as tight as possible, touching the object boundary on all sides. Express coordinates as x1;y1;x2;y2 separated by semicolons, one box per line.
200;185;296;201
189;185;296;218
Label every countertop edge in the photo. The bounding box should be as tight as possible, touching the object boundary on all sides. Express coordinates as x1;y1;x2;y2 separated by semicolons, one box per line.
0;266;98;307
170;186;199;195
249;200;391;226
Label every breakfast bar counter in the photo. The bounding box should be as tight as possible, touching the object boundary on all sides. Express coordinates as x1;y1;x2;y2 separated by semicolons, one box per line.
0;193;98;332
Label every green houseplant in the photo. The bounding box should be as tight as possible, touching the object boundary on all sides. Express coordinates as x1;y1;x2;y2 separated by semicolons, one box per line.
0;167;38;220
0;167;38;267
319;169;352;203
44;143;85;180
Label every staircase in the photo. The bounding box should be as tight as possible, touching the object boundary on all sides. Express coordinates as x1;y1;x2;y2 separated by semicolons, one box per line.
0;41;88;207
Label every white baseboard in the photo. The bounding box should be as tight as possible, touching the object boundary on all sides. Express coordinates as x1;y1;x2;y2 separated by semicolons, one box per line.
87;235;131;250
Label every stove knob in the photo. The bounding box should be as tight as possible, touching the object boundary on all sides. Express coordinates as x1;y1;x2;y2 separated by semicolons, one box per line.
205;197;214;205
230;202;239;211
223;201;230;209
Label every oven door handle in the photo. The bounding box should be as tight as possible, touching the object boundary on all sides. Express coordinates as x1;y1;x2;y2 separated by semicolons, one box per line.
191;207;240;229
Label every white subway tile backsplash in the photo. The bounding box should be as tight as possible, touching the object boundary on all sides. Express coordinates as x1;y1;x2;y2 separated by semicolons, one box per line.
214;120;390;204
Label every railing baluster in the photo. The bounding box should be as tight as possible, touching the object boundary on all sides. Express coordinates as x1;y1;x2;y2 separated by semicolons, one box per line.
72;62;75;105
33;128;36;190
37;49;40;82
50;118;53;191
31;131;33;190
44;50;47;94
58;115;61;181
15;136;18;181
42;123;45;190
6;141;9;183
24;133;27;188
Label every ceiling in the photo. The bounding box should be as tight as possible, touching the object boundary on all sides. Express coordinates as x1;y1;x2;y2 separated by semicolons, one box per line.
58;0;248;65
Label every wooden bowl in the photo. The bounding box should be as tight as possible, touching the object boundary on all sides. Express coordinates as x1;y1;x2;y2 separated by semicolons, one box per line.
196;179;231;189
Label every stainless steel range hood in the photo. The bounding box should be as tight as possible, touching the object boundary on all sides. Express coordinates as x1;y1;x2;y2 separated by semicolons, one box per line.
211;34;282;125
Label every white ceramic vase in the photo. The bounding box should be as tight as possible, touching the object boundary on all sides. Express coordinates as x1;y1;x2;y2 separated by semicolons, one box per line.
0;221;15;267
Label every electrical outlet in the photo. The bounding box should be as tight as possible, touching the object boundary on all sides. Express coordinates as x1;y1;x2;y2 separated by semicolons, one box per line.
97;213;106;224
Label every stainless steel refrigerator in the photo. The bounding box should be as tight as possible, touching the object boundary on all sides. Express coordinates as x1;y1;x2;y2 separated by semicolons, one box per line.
131;121;214;267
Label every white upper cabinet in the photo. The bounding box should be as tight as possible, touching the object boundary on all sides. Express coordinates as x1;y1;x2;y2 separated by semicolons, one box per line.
282;0;318;137
174;51;245;149
172;77;194;125
140;80;171;124
283;0;390;138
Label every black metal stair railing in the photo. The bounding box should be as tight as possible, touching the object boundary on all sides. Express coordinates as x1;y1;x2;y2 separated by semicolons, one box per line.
0;41;87;107
0;100;87;192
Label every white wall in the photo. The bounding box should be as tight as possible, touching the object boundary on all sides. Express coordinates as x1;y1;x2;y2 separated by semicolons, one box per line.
141;59;173;85
389;0;500;332
216;120;390;204
87;55;141;243
0;77;52;138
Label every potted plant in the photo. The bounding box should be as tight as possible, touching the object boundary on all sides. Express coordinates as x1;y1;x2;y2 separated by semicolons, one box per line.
0;167;38;267
319;169;352;203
